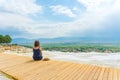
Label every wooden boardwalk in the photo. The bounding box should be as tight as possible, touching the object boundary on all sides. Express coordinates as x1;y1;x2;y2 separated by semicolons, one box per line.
0;54;120;80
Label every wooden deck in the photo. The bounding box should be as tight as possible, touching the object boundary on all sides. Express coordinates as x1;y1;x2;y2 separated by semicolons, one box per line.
0;54;120;80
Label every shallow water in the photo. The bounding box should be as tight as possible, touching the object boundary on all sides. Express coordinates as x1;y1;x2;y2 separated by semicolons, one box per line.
43;51;120;68
0;72;13;80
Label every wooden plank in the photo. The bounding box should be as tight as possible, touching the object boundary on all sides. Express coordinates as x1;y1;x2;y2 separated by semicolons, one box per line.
4;60;54;76
102;67;109;80
49;63;78;80
97;67;105;80
40;62;73;80
113;69;118;80
60;63;83;80
87;65;99;80
73;64;89;80
108;68;113;80
68;64;84;80
31;62;72;80
93;67;101;80
0;57;31;69
82;65;96;80
22;61;63;80
118;69;120;80
11;61;61;80
75;64;91;80
0;55;19;63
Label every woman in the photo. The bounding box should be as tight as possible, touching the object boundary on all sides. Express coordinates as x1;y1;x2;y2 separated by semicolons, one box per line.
33;40;43;60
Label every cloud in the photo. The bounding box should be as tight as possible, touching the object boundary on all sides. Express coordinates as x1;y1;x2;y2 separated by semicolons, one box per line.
50;5;76;18
0;12;71;38
0;13;34;28
0;0;42;15
77;0;115;11
0;0;120;39
42;0;120;38
67;0;120;36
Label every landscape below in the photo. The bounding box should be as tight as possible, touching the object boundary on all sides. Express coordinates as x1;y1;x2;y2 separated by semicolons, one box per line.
21;43;120;53
12;37;120;53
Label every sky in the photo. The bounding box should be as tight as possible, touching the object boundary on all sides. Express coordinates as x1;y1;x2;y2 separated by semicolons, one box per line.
0;0;120;39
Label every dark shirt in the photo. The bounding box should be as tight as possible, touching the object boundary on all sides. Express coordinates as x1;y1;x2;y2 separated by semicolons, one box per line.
33;48;43;60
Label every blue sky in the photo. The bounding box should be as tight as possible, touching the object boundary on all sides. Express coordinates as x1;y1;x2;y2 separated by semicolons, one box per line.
0;0;120;39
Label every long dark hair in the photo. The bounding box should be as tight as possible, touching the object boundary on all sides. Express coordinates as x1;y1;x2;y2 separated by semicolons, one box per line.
34;40;40;47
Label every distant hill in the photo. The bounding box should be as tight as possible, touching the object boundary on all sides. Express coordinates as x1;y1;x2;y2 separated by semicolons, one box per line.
12;37;120;44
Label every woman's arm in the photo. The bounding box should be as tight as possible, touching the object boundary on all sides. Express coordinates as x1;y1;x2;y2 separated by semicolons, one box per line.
40;47;42;55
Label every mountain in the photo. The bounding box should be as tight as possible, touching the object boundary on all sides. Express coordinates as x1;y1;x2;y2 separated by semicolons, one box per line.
12;38;34;44
12;37;120;44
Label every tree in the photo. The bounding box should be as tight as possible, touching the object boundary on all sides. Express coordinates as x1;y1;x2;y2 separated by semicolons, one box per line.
0;34;12;44
0;35;4;43
4;35;12;43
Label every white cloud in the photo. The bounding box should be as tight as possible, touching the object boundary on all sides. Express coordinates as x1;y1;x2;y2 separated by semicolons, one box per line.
0;0;120;39
77;0;115;11
0;12;71;38
69;0;120;34
50;5;76;18
0;13;34;28
44;0;120;37
0;0;42;15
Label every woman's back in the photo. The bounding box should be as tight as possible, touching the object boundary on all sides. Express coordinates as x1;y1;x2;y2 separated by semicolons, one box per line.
33;40;43;60
33;48;43;60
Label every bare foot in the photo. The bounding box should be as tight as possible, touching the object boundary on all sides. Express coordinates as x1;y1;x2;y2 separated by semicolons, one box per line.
43;58;50;61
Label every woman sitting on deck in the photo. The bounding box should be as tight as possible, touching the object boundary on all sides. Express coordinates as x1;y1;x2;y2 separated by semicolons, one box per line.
33;40;43;60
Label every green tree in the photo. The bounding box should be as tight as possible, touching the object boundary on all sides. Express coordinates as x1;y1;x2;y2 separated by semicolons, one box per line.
0;34;12;44
0;35;4;43
4;35;12;43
